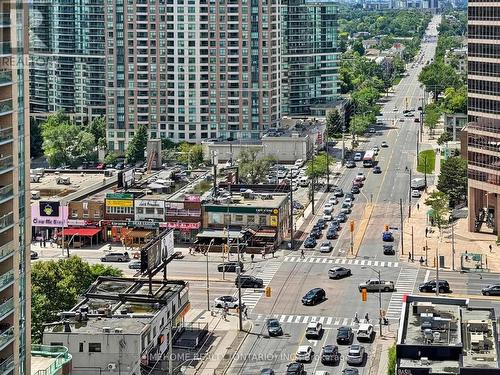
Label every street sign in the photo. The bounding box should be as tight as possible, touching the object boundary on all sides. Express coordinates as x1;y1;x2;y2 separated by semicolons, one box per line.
389;226;399;231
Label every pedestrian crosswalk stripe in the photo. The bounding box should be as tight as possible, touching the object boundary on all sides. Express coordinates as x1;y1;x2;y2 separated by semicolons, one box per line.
295;316;302;323
326;317;333;325
254;314;357;328
322;258;327;263
279;315;286;323
374;261;379;266
334;319;340;325
319;317;325;324
302;316;309;324
342;318;349;326
283;257;400;268
287;315;294;323
354;260;360;265
386;267;419;319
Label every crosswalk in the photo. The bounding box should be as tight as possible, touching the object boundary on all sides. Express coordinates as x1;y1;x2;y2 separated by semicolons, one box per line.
284;256;399;268
385;267;419;320
254;313;357;328
240;260;281;309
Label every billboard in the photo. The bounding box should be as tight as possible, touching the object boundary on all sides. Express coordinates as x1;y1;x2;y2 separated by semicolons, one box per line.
31;204;68;228
117;169;135;189
39;201;60;217
140;229;175;273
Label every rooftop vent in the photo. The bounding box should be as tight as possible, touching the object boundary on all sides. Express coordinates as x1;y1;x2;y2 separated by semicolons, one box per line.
103;327;111;333
114;328;123;333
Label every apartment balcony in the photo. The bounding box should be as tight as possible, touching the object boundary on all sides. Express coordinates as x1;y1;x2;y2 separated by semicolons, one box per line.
31;345;73;375
0;355;13;375
0;213;13;234
0;100;12;116
0;72;11;87
0;298;13;321
0;185;11;204
0;271;13;294
0;243;13;264
0;326;13;351
0;129;12;146
0;43;10;56
0;156;13;175
0;14;9;28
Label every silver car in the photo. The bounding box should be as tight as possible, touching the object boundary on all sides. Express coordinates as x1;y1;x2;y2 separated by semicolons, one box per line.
320;241;332;253
328;267;352;279
346;345;365;365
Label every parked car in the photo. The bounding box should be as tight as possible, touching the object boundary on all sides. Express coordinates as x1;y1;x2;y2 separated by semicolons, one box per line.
217;261;244;272
383;245;395;255
411;189;421;198
482;285;500;296
357;324;374;342
101;252;130;262
236;275;264;288
286;362;305;375
419;280;450;293
373;166;382;174
359;279;395;292
382;231;394;242
302;288;326;305
214;296;240;308
31;251;39;260
342;369;359;375
305;321;323;338
328;267;351;279
320;241;332;253
304;236;317;248
346;345;365;365
321;345;339;364
128;260;142;269
337;326;353;344
266;318;283;336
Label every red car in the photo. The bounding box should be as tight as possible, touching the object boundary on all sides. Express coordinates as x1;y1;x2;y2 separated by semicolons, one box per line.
96;163;106;169
352;180;363;188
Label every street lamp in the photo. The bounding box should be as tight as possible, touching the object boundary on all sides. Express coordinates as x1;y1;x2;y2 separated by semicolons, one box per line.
205;238;215;312
361;266;383;338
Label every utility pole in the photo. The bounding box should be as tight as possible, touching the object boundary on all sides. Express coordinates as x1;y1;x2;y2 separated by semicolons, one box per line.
451;223;455;271
400;199;404;255
424;155;428;189
212;151;218;197
206;238;214;311
377;270;383;338
236;237;243;331
289;182;294;251
435;239;439;296
411;226;414;261
341;126;346;166
311;152;315;215
408;168;412;219
326;136;330;192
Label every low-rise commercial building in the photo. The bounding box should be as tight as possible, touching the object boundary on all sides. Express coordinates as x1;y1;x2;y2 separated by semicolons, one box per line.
396;295;500;374
43;277;189;375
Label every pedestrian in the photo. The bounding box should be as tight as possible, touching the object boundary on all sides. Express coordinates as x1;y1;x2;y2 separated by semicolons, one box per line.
354;312;359;323
49;238;54;248
261;249;266;259
243;305;248;320
489;244;493;253
39;238;43;247
251;254;255;263
419;256;424;266
272;249;275;258
365;313;369;323
108;243;112;251
188;246;192;255
300;249;305;259
425;227;428;238
43;238;46;248
417;203;420;211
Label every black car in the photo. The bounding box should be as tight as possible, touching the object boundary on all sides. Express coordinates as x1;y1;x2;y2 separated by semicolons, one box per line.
337;326;353;344
419;280;450;293
333;188;344;197
346;161;356;168
266;319;283;336
417;106;423;111
310;229;322;239
326;228;338;239
345;192;355;200
316;218;327;228
217;261;244;272
302;288;326;305
383;245;395;255
373;166;382;174
31;251;39;260
482;284;500;296
336;213;347;223
351;186;360;194
260;369;275;375
236;275;264;288
304;237;317;248
321;345;340;364
312;223;324;232
286;363;305;375
330;221;341;231
342;368;359;375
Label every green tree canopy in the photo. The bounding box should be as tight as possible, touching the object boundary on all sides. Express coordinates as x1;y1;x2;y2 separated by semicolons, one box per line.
238;149;276;184
326;109;343;136
32;256;122;342
86;116;107;151
424;103;441;133
125;124;148;164
424;191;450;229
441;85;467;114
176;142;204;169
351;39;365;56
437;156;467;208
306;152;333;179
419;61;462;100
437;131;453;145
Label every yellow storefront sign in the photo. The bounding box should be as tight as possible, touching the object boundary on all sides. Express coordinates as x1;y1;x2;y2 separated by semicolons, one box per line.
270;215;278;227
106;199;133;208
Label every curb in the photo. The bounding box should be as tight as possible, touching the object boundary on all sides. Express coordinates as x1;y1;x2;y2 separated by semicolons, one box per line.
221;320;254;375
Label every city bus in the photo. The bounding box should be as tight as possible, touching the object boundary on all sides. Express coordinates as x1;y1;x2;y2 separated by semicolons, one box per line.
362;150;376;167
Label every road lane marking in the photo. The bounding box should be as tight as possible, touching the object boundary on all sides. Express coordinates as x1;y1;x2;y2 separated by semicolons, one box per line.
424;269;430;282
319;317;325;324
334;319;340;325
342;318;349;326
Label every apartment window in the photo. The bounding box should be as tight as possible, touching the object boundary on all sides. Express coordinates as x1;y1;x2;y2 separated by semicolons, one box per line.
89;343;101;353
235;215;243;222
146;208;155;215
79;343;84;352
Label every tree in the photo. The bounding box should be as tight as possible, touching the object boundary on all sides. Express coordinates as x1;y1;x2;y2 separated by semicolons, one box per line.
326;109;343;136
161;138;177;150
30;118;44;158
424;191;449;229
86;116;107;151
424;103;441;135
31;256;122;343
437;131;453;145
238;149;276;184
104;151;119;165
419;61;462;100
437;156;467;208
176;142;204;169
350;114;371;139
125;124;148;164
306;152;333;179
441;85;467;114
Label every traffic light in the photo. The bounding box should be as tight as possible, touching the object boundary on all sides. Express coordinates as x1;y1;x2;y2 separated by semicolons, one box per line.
361;288;367;302
384;224;389;232
350;221;355;233
265;287;272;297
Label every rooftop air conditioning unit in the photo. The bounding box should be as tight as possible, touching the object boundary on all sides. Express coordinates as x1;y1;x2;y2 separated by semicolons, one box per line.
107;363;116;370
103;327;111;333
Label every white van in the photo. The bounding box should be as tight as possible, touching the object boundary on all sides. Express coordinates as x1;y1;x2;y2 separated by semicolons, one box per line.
31;191;40;200
299;176;309;187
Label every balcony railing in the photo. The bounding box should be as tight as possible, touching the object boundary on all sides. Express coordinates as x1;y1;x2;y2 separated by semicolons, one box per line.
0;243;14;262
0;326;13;349
0;355;13;375
0;156;13;172
32;345;72;375
0;213;13;231
0;128;12;143
0;298;13;319
0;271;13;291
0;100;12;115
0;185;13;202
0;42;10;55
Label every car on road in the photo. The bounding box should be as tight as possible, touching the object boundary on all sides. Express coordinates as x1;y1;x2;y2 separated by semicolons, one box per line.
333;188;344;197
355;172;366;181
345;193;354;201
128;260;142;269
323;203;334;214
304;237;317;248
302;288;326;305
214;296;240;308
417;106;423;111
393;107;398;112
322;213;333;221
320;241;333;253
217;261;244;272
31;251;39;260
351;186;360;194
321;345;340;364
369;127;376;133
317;218;327;228
101;252;130;262
357;324;374;342
346;161;356;168
481;284;500;296
286;362;305;375
353;153;363;161
346;345;365;365
342;368;359;375
305;321;323;338
326;228;338;239
328;196;339;205
336;212;348;223
328;267;351;279
359;279;395;292
373;145;380;153
383;245;395;255
341;202;352;214
337;326;353;344
381;141;388;148
310;229;322;239
236;275;264;288
373;165;382;174
419;280;450;293
352;180;363;189
266;318;283;336
260;369;275;375
382;231;394;241
330;221;341;231
414;118;420;123
411;189;421;198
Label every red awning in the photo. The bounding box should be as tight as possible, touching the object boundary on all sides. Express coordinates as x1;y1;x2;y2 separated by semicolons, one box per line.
58;228;101;237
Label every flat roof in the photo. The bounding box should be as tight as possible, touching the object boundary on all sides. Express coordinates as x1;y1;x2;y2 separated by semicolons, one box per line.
44;316;152;335
31;172;107;200
204;193;288;209
31;356;58;374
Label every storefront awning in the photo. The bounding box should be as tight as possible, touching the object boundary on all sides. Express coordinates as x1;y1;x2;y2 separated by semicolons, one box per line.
196;229;246;240
255;231;277;238
59;228;101;237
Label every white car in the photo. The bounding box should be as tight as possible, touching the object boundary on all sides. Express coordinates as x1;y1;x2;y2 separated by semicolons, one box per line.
373;145;380;153
328;266;352;279
296;345;313;362
295;159;304;167
393;107;398;112
320;241;332;253
323;213;333;221
344;197;353;205
355;172;366;181
323;203;334;214
306;321;323;338
214;296;240;309
381;141;388;148
411;189;421;198
328;196;339;205
353;153;362;161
